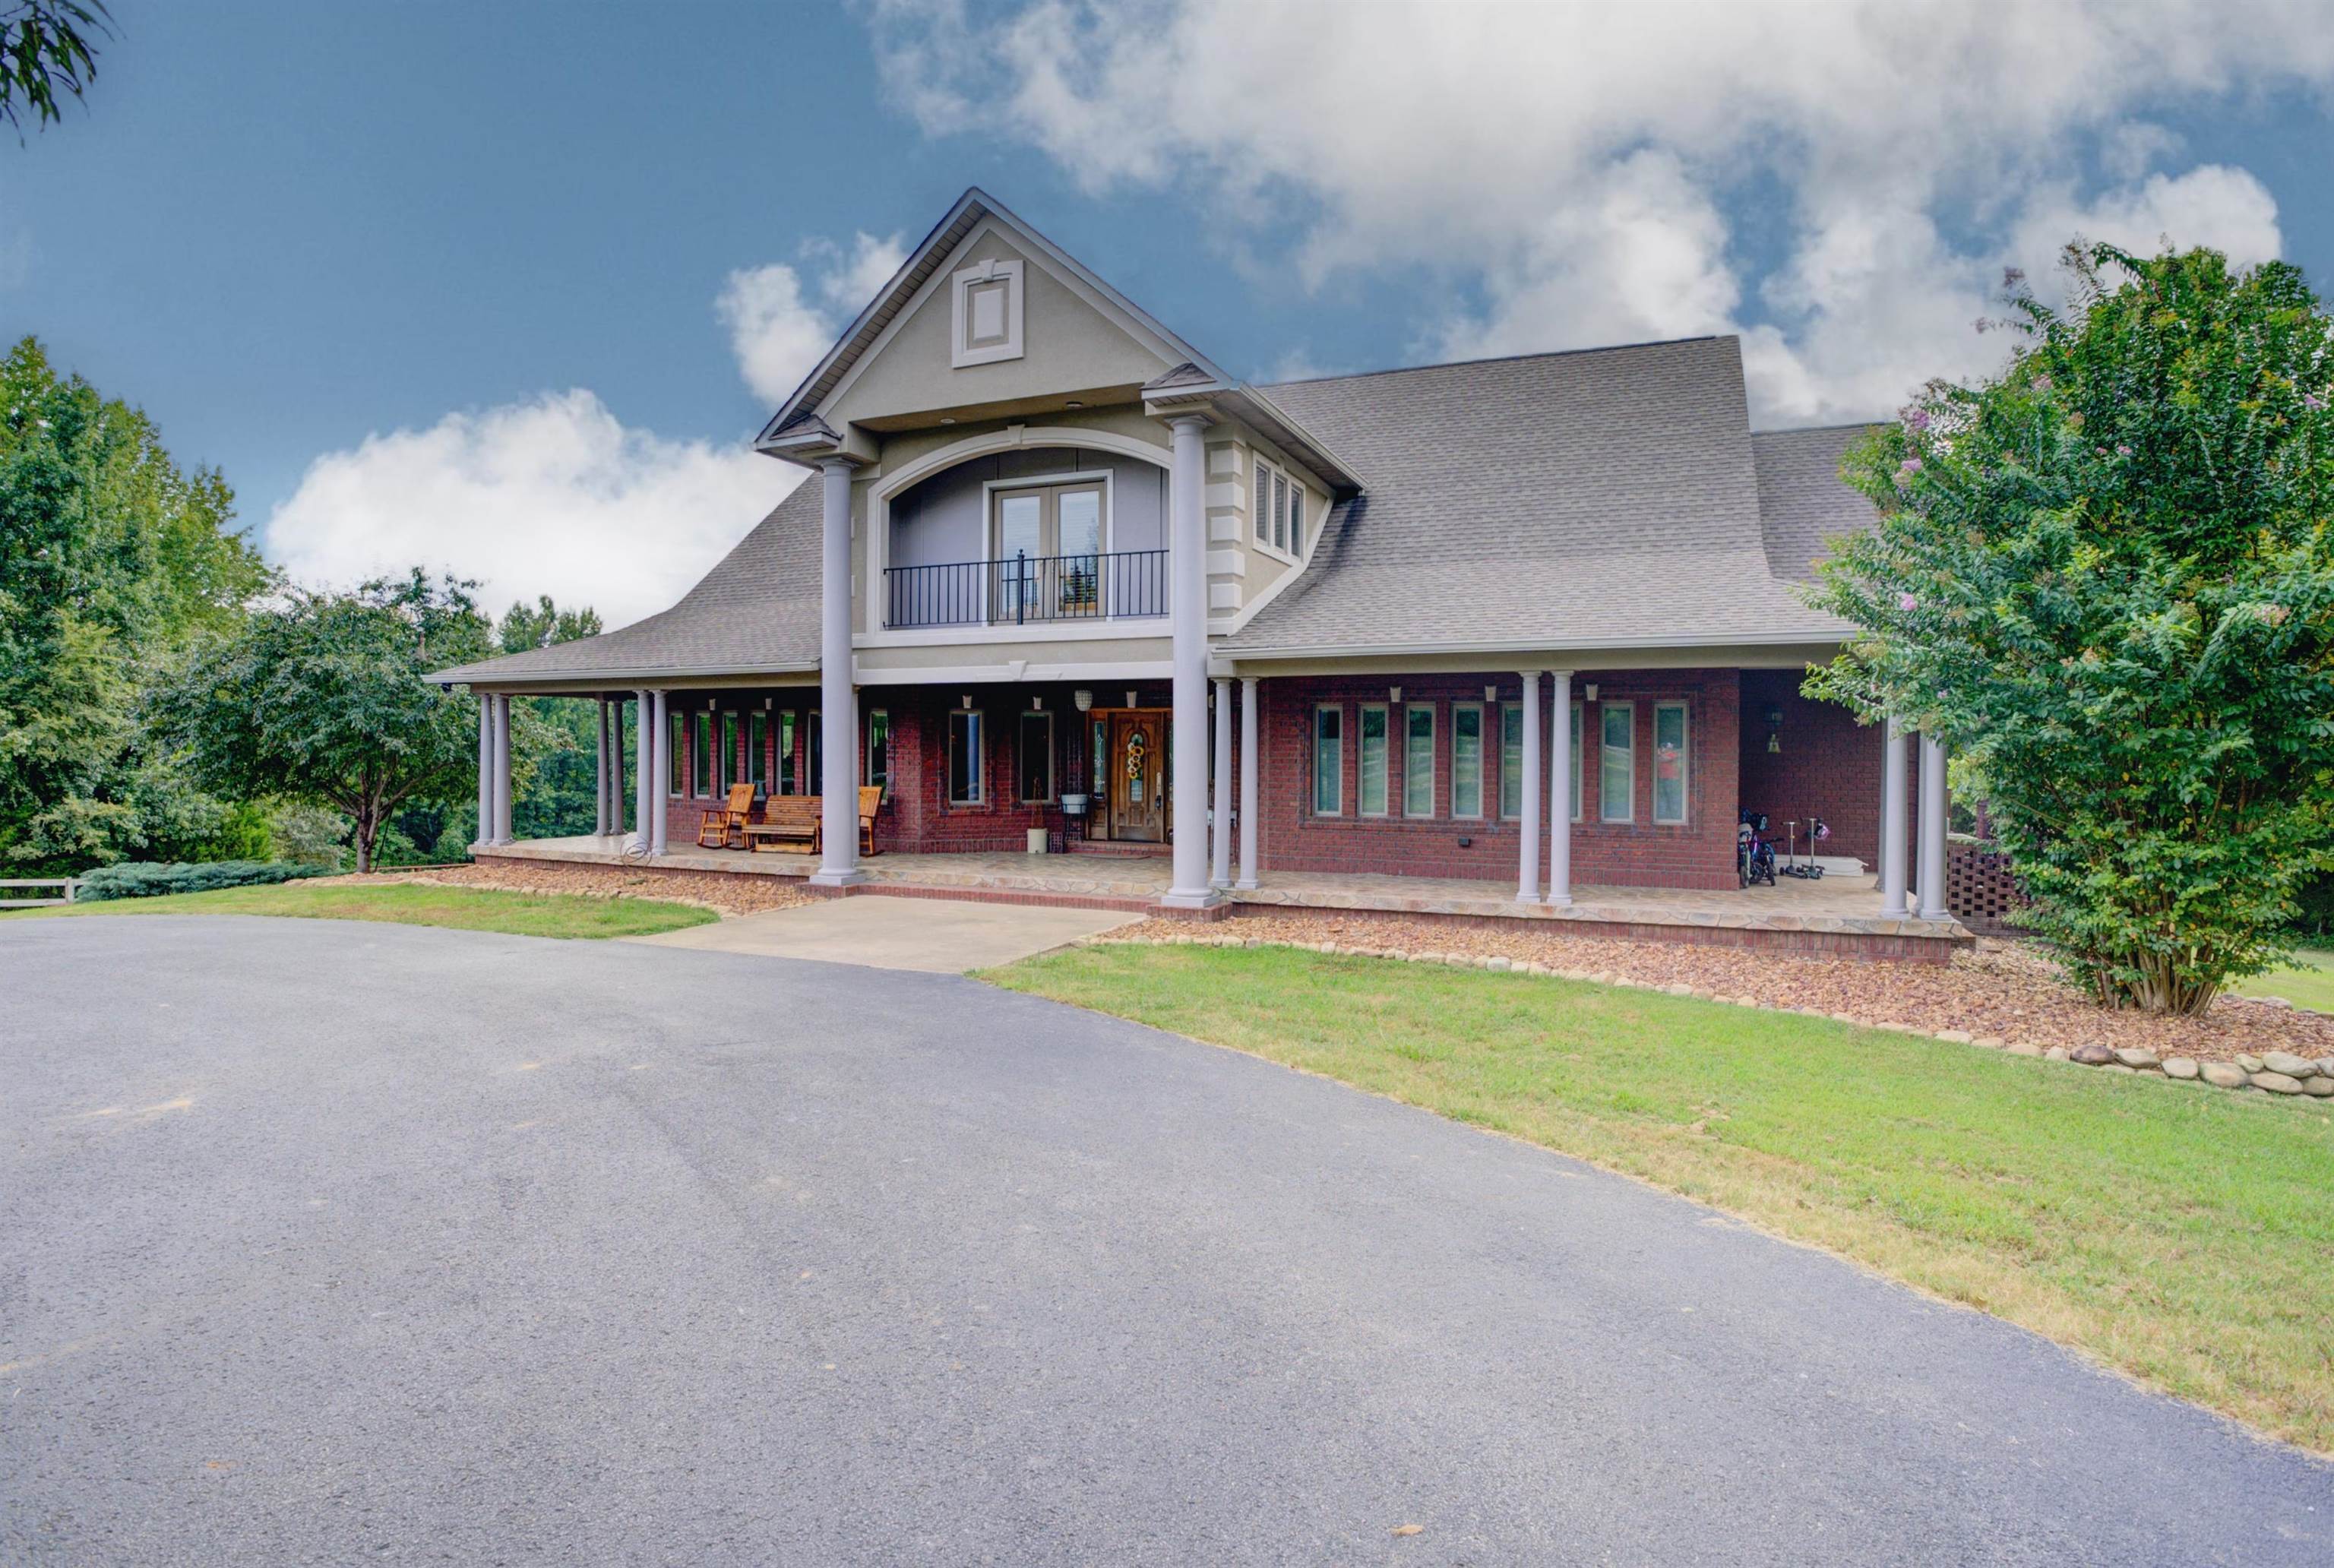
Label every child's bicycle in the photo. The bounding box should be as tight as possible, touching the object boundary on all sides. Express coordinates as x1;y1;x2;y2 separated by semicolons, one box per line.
1738;810;1776;888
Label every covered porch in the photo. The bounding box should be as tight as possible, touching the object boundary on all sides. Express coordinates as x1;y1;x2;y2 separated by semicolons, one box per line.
477;835;1969;961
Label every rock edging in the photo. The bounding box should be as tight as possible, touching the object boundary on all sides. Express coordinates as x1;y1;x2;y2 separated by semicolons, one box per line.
1072;934;2334;1105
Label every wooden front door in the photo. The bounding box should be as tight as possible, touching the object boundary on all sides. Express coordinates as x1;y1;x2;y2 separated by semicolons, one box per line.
1105;711;1166;842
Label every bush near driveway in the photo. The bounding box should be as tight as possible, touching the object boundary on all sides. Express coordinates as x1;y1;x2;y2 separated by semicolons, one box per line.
74;858;330;901
990;942;2334;1453
11;880;715;939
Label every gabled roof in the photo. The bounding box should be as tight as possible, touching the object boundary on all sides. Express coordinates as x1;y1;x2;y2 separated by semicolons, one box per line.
1221;337;1869;658
1750;423;1883;583
756;188;1234;454
427;482;824;687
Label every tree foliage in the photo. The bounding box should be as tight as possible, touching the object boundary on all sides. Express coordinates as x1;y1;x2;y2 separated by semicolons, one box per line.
1809;244;2334;1014
0;337;271;872
1;0;109;133
158;571;512;874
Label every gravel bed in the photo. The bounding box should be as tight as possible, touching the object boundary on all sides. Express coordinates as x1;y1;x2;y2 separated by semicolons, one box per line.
317;862;814;917
1099;910;2334;1074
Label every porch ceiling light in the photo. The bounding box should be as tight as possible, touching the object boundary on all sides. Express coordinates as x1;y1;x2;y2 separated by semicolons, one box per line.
1064;400;1083;409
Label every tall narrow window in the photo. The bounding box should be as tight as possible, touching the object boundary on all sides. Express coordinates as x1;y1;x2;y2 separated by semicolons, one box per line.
1254;465;1271;544
668;710;683;797
1403;704;1436;818
947;710;984;805
778;711;799;795
865;710;890;797
1599;702;1633;824
1288;485;1305;556
808;712;823;795
1570;702;1583;822
692;712;713;798
1312;706;1343;815
748;712;768;797
1273;471;1289;552
1499;703;1523;819
1018;710;1055;802
719;713;739;790
1653;702;1689;824
1358;704;1389;817
1452;703;1483;819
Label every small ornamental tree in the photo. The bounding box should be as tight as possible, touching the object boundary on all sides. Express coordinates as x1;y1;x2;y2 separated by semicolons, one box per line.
160;571;520;873
1808;244;2334;1014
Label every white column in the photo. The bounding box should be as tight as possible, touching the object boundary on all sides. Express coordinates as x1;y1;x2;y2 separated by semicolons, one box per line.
1516;671;1542;902
650;691;671;856
1545;670;1573;906
1236;676;1260;891
1880;717;1909;918
1210;678;1233;888
594;700;610;836
814;457;863;886
475;693;492;849
1917;733;1950;921
631;689;653;854
611;699;625;836
490;694;513;845
1162;414;1215;907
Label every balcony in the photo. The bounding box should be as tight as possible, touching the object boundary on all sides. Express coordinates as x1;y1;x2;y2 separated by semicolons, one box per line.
881;549;1170;630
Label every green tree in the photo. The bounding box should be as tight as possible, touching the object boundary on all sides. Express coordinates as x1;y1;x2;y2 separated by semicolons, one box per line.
0;337;272;872
496;595;608;843
1809;244;2334;1014
158;571;514;874
2;1;110;132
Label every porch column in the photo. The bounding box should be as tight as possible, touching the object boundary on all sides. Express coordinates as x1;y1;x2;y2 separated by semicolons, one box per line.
475;692;492;849
631;688;653;854
1235;676;1260;890
1880;717;1910;918
650;690;670;857
490;694;513;845
1545;669;1573;906
1516;670;1542;902
1917;733;1950;921
814;457;864;886
1162;413;1214;907
611;698;625;836
593;699;610;836
1210;678;1233;888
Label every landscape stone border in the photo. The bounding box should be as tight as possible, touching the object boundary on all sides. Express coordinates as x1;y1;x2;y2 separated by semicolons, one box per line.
1074;934;2334;1104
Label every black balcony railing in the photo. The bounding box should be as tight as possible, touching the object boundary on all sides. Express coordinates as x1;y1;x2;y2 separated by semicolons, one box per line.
882;548;1170;629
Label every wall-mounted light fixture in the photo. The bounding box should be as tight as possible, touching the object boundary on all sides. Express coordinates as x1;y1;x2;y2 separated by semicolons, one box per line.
1765;703;1784;754
1073;689;1093;712
1124;689;1137;709
1483;685;1499;703
1389;685;1403;703
1583;682;1599;702
961;694;973;710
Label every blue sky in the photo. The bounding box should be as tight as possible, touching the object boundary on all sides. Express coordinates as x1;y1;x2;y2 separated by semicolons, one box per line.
8;1;2332;625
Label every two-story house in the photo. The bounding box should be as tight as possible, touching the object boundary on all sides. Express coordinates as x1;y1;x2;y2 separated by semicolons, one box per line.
432;188;1957;950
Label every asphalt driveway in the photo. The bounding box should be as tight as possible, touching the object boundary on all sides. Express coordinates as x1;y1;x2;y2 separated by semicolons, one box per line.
4;916;2327;1565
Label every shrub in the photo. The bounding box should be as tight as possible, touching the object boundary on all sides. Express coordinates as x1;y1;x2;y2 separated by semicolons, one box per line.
74;859;334;902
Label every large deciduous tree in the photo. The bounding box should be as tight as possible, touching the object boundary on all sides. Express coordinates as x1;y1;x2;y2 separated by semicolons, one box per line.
160;571;508;874
0;337;271;872
1809;244;2334;1015
1;1;110;132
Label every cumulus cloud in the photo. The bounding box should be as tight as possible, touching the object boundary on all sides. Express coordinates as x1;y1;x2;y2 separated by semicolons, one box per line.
720;230;908;405
267;390;800;629
870;0;2331;422
267;229;910;628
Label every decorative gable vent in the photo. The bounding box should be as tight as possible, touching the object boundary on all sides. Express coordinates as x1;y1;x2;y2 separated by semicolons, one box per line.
949;258;1025;368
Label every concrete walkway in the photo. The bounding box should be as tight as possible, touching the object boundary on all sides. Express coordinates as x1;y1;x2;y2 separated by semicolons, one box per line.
626;892;1139;972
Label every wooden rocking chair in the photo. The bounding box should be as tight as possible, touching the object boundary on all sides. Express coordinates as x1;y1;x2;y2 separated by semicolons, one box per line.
699;782;755;849
858;785;884;856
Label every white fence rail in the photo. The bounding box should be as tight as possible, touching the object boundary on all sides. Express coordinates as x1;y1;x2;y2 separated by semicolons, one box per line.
0;877;81;909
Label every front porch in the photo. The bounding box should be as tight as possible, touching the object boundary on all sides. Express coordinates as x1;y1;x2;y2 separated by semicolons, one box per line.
481;834;1969;961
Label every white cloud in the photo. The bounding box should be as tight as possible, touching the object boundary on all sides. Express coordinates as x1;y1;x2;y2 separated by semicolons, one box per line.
871;0;2332;422
266;391;800;629
719;230;909;405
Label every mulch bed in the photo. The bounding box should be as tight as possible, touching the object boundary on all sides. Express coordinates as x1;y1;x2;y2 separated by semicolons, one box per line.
319;862;815;918
1106;911;2334;1068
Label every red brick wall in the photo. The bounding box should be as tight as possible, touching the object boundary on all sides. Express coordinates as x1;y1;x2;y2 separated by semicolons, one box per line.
1255;670;1744;891
1736;671;1895;871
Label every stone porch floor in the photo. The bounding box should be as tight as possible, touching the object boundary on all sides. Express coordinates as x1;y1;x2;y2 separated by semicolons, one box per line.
481;835;1969;951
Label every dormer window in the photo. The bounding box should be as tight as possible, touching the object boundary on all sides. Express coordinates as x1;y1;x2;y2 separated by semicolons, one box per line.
1251;456;1306;561
950;258;1025;368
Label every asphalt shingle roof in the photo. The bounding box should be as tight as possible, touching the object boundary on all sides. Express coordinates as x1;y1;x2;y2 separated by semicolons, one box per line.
435;335;1884;685
1223;336;1866;656
429;482;823;686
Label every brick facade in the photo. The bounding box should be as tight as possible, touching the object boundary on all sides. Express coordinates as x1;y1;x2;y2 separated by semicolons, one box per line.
647;670;1877;892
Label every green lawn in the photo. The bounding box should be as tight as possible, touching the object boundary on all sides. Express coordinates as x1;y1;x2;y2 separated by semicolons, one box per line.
2232;947;2334;1013
6;880;716;939
987;943;2334;1453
